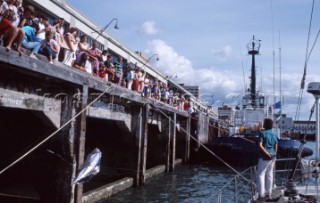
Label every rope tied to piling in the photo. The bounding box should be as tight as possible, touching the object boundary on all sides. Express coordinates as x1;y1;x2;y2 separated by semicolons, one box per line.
0;85;113;176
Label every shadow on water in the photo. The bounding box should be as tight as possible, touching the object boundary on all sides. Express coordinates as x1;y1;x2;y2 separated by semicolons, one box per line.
103;142;317;203
103;164;253;203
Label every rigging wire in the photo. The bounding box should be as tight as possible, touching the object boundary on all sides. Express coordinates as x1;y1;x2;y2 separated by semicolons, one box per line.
241;55;246;94
151;104;253;184
289;102;315;180
271;0;276;107
294;0;315;121
278;31;282;134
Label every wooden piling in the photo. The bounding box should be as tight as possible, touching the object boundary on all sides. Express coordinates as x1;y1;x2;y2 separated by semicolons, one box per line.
166;116;171;172
139;104;150;185
75;85;88;203
169;113;177;171
134;106;143;186
184;116;191;163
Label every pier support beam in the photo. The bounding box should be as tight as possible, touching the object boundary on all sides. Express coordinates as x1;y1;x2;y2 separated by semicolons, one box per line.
184;117;191;163
166;116;171;172
55;91;80;203
75;85;88;203
136;104;149;185
169;113;176;171
134;106;142;186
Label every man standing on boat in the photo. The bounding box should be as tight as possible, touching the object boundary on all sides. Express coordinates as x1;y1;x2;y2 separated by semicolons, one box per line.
256;118;278;201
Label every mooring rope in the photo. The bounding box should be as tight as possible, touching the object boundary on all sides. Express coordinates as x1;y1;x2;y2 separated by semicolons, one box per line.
150;105;254;185
0;81;251;186
0;85;113;176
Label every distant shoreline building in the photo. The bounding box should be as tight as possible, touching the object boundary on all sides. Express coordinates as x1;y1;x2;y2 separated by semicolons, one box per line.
218;105;237;126
179;84;200;98
293;120;316;135
277;114;294;133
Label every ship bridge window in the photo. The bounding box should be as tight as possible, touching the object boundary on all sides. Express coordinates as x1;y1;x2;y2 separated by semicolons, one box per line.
258;96;265;108
242;95;251;108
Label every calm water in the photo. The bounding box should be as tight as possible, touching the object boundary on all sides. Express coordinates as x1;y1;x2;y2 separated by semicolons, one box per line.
103;141;317;203
104;165;252;203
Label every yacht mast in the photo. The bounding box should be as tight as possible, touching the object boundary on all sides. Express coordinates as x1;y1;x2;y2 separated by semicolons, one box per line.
278;32;282;133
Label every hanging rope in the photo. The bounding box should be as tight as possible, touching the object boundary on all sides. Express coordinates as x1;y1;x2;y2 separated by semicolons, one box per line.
289;102;315;180
0;85;113;176
150;105;254;185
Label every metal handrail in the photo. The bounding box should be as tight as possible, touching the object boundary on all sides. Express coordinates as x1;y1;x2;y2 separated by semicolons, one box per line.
214;157;303;203
215;166;254;203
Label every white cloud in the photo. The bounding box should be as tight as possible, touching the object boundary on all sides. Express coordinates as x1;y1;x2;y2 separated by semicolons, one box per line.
68;0;316;120
147;39;194;81
147;39;244;96
140;21;160;35
146;39;315;120
212;45;233;61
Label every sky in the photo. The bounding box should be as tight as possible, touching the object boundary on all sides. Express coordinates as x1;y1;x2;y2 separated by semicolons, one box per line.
66;0;320;121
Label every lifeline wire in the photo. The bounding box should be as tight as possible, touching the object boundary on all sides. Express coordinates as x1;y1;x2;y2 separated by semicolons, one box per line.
0;85;113;176
151;105;253;185
294;0;315;121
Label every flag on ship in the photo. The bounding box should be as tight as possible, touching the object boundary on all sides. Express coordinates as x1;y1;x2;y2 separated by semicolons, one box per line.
275;110;282;121
274;101;281;109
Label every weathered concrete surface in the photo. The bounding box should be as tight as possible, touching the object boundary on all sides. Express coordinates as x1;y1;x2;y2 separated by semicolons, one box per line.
175;158;183;165
82;163;182;203
0;87;61;128
0;46;194;203
196;112;210;145
87;107;132;133
145;165;166;180
82;177;134;203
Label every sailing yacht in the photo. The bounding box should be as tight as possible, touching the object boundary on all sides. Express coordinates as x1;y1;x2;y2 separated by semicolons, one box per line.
247;82;320;203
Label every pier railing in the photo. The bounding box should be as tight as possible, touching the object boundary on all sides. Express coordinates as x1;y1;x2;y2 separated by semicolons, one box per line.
213;158;303;203
212;166;255;203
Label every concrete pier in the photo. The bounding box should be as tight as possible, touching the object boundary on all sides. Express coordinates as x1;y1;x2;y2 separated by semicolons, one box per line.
0;46;225;202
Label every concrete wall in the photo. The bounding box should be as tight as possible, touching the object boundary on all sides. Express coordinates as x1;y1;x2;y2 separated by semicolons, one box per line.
0;46;195;203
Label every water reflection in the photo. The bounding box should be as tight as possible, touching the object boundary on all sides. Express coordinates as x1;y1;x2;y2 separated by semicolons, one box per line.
104;142;317;203
104;165;252;203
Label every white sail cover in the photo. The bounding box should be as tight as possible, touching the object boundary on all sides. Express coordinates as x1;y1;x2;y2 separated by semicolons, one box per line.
300;159;320;179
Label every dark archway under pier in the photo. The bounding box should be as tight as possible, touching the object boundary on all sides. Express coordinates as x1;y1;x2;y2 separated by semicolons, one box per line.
0;107;61;203
83;118;137;193
146;124;168;169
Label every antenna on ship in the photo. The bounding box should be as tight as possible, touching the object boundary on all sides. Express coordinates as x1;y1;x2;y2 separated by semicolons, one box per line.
246;35;261;108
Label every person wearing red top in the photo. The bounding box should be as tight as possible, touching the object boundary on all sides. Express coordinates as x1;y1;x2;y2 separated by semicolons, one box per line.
0;9;24;56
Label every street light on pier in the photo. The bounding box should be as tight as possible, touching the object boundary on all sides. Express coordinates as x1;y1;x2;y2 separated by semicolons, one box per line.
94;18;119;40
140;54;159;69
165;72;177;79
147;54;159;62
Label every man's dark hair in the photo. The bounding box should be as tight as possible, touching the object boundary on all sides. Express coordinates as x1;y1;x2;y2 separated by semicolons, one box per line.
263;118;273;130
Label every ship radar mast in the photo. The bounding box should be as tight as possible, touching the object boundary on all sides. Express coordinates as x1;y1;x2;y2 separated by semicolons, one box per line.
246;35;261;108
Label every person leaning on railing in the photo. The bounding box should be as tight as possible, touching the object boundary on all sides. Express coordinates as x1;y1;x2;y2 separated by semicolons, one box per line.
256;118;278;202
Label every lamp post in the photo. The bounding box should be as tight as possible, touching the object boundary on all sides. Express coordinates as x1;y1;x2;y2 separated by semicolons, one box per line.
140;54;159;69
165;72;177;79
94;18;119;40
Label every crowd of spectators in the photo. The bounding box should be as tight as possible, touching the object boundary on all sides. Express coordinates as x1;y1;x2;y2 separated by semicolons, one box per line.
0;0;194;113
